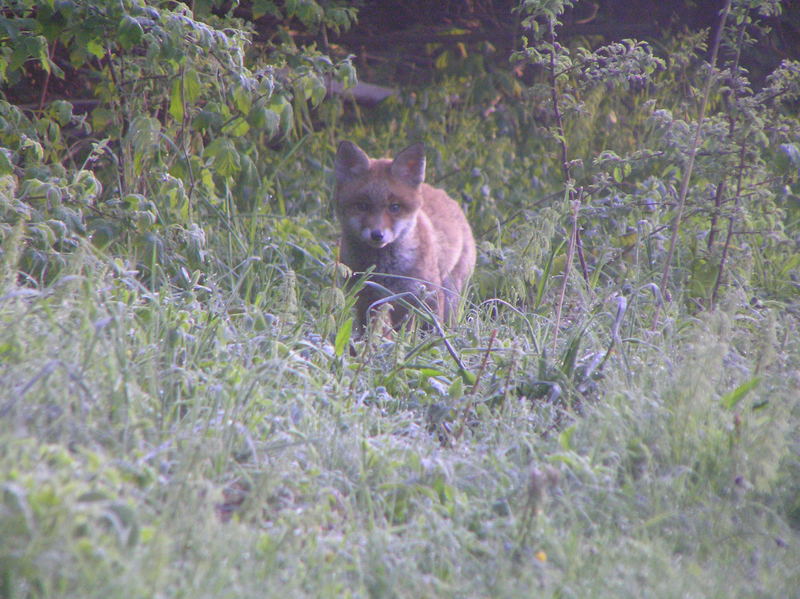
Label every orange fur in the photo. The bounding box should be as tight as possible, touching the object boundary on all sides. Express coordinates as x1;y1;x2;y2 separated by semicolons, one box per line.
334;141;476;330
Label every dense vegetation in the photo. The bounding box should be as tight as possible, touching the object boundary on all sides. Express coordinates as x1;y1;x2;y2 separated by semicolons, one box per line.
1;0;799;597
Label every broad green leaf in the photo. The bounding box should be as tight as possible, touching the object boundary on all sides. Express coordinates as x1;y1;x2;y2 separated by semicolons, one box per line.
720;377;761;410
297;74;327;107
222;116;250;137
169;77;184;122
417;367;446;378
232;84;252;115
247;104;280;137
118;16;144;50
204;138;241;176
199;168;215;194
127;116;161;175
183;69;201;105
448;376;464;400
86;38;105;59
278;99;293;135
48;100;73;126
559;425;576;451
252;0;281;19
91;107;115;131
336;61;357;89
459;370;476;385
0;148;14;176
334;318;353;357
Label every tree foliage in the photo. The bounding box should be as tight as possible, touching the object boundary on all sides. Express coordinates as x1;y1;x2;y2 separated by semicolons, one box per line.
1;0;356;283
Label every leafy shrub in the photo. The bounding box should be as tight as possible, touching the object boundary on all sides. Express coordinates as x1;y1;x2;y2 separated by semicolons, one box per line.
1;0;355;287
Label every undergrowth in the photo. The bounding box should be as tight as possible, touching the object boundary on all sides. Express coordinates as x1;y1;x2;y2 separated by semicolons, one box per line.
1;0;799;597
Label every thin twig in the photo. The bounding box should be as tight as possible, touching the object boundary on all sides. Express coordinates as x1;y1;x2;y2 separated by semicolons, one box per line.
710;22;748;309
547;16;584;351
712;142;747;307
554;197;580;352
454;329;497;441
38;40;56;112
469;329;497;395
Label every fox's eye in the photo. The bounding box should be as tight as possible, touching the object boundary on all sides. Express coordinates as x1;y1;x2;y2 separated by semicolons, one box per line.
356;201;369;212
388;203;402;214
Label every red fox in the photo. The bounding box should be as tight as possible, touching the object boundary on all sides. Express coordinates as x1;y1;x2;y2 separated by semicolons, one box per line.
334;141;476;330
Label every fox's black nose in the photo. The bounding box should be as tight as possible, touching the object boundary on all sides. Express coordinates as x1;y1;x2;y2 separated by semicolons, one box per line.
371;230;384;242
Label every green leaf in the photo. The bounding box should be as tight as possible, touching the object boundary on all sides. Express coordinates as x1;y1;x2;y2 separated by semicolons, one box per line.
184;69;201;105
278;99;293;136
720;377;761;410
247;104;280;137
559;425;576;451
297;74;326;108
233;84;252;115
204;138;241;176
48;100;73;126
417;367;446;378
221;116;250;137
0;148;14;176
252;0;281;19
336;61;357;89
334;318;353;357
86;38;105;59
118;16;144;50
91;107;115;132
127;116;161;175
448;376;464;400
169;77;184;122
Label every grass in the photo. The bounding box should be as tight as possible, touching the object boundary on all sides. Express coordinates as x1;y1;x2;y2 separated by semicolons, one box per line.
2;199;798;598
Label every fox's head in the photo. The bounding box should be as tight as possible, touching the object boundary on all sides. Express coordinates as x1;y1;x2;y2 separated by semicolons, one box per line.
334;141;425;249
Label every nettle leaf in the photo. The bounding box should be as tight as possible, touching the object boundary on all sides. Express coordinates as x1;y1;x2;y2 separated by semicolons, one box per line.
127;116;162;175
48;100;73;126
91;107;116;132
35;118;60;145
199;168;215;195
252;0;281;19
71;170;102;204
222;116;250;137
86;38;105;59
296;74;327;107
204;138;241;176
193;108;223;133
169;77;185;122
232;84;253;115
247;103;280;137
9;35;49;73
0;149;13;176
118;15;144;50
268;96;294;136
287;0;323;25
20;136;44;162
184;69;201;105
336;61;357;89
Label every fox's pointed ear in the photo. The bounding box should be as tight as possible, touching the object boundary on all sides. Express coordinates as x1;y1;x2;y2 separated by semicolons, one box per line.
391;143;426;186
335;141;370;183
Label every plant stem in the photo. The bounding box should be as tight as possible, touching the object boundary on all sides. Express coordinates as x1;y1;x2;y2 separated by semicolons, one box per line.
652;0;732;328
547;17;586;350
